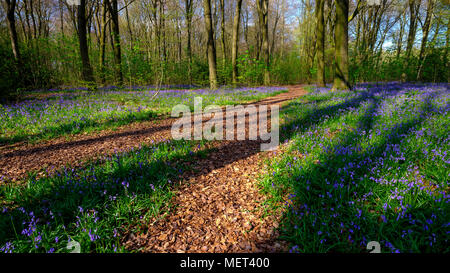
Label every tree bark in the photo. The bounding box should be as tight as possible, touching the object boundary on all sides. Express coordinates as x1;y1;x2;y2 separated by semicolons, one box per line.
220;0;226;68
417;0;435;80
270;4;280;57
396;14;405;59
332;0;351;90
232;0;243;86
106;0;123;86
316;0;325;87
2;0;21;63
203;0;218;89
406;0;420;59
59;0;64;36
257;0;270;85
160;0;167;65
124;0;134;49
185;0;193;85
99;0;108;84
77;0;96;86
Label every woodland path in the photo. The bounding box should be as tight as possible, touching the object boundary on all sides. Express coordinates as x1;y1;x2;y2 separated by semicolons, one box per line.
0;86;306;183
123;85;307;253
0;85;308;253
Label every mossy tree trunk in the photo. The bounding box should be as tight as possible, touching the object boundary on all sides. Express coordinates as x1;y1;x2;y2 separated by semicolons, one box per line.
332;0;351;91
316;0;326;87
185;0;193;85
203;0;218;89
232;0;243;86
257;0;270;85
77;0;96;88
106;0;123;86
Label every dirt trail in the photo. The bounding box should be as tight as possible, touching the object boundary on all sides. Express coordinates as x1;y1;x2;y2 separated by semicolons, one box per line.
0;86;305;183
124;85;307;253
0;85;308;253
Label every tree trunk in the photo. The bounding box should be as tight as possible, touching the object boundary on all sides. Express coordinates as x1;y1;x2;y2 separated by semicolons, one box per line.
270;6;280;58
106;0;123;86
2;0;21;63
124;0;134;49
257;0;270;85
406;0;420;59
396;15;405;59
59;0;64;36
99;0;108;84
417;0;435;80
332;0;351;90
220;0;226;68
316;0;325;87
232;0;243;86
161;0;167;65
203;0;218;89
77;0;96;86
185;0;193;85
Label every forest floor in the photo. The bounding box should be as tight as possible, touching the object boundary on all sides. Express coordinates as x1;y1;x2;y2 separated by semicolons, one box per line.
123;86;307;253
0;85;307;253
0;86;304;182
1;83;448;253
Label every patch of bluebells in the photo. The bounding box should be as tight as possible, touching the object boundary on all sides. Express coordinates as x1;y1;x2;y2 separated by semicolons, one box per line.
0;86;286;144
264;82;449;253
0;138;205;252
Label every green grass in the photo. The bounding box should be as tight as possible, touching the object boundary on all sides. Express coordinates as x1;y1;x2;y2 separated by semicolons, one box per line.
259;83;449;253
0;139;210;253
0;87;287;145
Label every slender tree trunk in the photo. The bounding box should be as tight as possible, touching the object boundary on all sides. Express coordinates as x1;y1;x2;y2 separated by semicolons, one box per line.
30;0;37;39
17;9;27;45
220;0;226;68
24;1;33;45
160;0;167;65
124;0;134;49
203;0;218;89
316;0;325;87
3;0;21;63
280;0;285;59
77;0;96;86
406;0;420;59
106;0;123;86
355;7;361;57
270;18;278;58
332;0;351;90
185;0;193;85
396;16;405;59
232;0;243;86
257;0;270;85
177;13;182;63
99;0;108;84
417;0;435;80
446;18;450;82
243;7;249;51
59;0;64;36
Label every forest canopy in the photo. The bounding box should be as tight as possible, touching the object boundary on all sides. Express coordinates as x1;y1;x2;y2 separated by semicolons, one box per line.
0;0;448;96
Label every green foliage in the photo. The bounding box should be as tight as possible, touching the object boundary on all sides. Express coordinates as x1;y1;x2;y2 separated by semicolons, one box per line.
0;139;209;253
0;87;286;145
259;83;449;253
349;48;449;83
271;52;303;84
0;43;20;98
236;50;265;86
0;27;448;98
